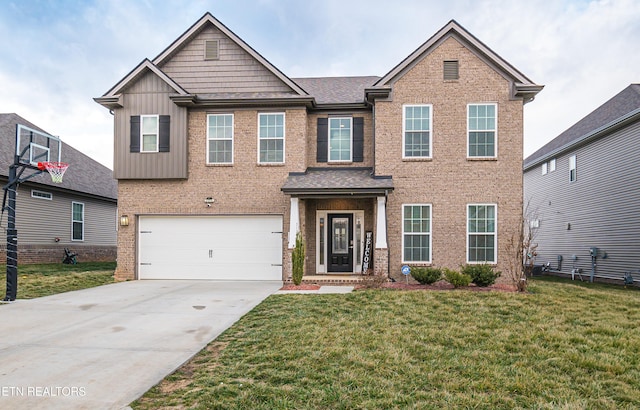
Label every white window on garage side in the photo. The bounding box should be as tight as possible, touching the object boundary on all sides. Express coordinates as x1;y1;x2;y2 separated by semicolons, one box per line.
207;114;234;164
72;202;84;241
258;113;285;164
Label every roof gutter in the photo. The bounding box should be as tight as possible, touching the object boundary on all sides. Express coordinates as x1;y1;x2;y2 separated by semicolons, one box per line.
524;108;640;171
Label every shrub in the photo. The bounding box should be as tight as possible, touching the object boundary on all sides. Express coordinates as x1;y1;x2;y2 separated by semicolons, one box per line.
461;264;501;287
291;232;305;285
410;267;442;285
443;268;471;288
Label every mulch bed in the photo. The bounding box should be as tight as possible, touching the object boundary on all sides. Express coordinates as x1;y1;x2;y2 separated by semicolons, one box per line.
280;284;322;291
359;280;518;292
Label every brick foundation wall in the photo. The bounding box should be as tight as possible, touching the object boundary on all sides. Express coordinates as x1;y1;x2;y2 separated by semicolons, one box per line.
0;244;116;264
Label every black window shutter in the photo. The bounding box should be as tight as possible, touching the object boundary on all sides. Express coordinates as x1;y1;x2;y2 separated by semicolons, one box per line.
317;118;328;162
353;117;364;162
130;116;140;153
159;115;170;152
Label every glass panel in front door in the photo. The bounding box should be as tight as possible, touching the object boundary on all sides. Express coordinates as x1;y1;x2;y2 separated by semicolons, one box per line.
332;218;349;254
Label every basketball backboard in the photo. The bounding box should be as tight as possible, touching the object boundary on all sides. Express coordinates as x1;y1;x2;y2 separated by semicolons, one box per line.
15;124;62;167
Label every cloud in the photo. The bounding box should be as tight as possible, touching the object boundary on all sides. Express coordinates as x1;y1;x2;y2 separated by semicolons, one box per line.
0;0;638;169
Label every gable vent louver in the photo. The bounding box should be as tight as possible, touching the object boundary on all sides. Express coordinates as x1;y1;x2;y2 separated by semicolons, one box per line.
443;60;459;80
204;40;219;60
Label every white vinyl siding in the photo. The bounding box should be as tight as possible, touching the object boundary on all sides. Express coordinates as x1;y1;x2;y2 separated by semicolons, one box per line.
141;115;159;153
403;105;432;158
207;114;234;164
72;202;84;241
402;204;432;263
258;113;285;163
329;117;352;162
467;204;497;263
467;103;497;158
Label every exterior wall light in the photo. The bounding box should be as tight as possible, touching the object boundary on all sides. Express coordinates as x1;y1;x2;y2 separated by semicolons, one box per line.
120;215;129;226
204;197;215;207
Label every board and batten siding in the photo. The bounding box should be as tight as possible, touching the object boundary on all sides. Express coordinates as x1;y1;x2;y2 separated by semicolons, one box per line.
158;25;294;94
113;71;188;179
524;120;640;279
14;184;117;246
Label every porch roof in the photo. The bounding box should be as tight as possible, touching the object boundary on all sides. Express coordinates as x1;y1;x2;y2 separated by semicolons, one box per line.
281;167;394;197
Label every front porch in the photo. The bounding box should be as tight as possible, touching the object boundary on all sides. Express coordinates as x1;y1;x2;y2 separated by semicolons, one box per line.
281;167;394;280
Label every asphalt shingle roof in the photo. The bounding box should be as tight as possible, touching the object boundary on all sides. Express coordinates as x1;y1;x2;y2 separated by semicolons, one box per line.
524;84;640;169
282;168;393;195
0;113;117;200
292;76;380;105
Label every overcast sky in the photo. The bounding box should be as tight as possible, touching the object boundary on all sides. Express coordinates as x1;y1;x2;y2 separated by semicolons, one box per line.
1;0;638;169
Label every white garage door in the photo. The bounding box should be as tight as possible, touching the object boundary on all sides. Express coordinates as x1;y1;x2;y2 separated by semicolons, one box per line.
138;215;283;280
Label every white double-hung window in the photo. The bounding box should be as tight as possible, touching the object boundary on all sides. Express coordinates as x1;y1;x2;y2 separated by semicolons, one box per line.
467;204;497;263
258;113;285;163
328;117;352;162
403;105;432;158
468;103;497;158
207;114;234;164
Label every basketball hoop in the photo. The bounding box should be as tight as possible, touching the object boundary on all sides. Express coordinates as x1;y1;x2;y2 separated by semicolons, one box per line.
37;162;69;184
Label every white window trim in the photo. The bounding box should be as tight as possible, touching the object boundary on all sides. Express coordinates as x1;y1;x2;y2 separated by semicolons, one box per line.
401;204;432;264
207;113;234;165
71;201;85;242
140;115;159;153
467;103;498;158
569;155;577;182
466;203;497;264
549;158;556;172
31;189;52;200
402;104;433;159
328;117;353;163
257;112;285;164
541;162;548;175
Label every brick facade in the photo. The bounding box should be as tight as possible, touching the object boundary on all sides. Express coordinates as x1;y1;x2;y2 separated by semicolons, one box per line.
99;16;540;283
375;37;524;283
0;244;116;264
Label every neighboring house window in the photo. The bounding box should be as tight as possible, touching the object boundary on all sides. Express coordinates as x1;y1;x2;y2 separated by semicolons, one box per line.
328;117;352;162
258;113;285;163
402;204;432;263
403;105;432;158
130;115;170;153
72;202;84;241
549;158;556;172
541;162;548;175
207;114;234;164
31;189;52;200
569;155;577;182
141;115;159;152
467;204;497;263
468;103;497;157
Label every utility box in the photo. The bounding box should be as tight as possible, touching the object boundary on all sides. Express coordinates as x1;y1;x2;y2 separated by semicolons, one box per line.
590;247;598;257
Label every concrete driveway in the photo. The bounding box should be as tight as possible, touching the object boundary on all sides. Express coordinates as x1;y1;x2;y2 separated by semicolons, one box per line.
0;280;281;409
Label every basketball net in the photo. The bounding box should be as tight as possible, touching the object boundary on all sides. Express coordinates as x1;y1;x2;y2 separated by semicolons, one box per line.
38;162;69;184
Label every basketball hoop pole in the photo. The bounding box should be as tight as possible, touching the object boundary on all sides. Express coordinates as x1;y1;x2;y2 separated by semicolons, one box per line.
4;163;19;302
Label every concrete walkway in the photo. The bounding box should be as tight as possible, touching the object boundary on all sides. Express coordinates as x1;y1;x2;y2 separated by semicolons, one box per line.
0;280;281;410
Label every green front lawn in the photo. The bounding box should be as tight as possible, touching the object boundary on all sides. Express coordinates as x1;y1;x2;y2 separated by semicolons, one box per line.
0;262;116;299
133;278;640;409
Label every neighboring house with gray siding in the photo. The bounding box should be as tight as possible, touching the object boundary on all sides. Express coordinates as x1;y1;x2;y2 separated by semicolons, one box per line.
96;13;542;283
0;113;118;263
523;84;640;284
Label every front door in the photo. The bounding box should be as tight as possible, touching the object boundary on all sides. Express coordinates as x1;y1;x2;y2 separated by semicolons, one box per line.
328;213;353;272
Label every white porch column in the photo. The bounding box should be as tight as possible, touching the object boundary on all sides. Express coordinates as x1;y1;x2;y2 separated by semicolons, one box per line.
376;196;388;248
288;197;300;249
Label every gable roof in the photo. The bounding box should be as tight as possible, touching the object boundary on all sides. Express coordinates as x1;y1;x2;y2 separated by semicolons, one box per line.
524;84;640;170
99;59;189;100
0;113;117;201
372;20;543;103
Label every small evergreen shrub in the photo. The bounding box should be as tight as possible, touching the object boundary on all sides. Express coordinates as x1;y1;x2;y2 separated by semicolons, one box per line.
291;232;305;285
461;264;501;287
443;268;471;288
410;267;442;285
